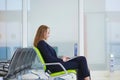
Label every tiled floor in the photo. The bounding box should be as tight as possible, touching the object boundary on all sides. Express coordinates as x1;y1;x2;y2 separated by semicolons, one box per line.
91;70;120;80
21;70;120;80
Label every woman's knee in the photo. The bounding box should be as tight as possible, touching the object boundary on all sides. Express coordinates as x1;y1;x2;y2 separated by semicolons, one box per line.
74;56;87;63
79;56;86;60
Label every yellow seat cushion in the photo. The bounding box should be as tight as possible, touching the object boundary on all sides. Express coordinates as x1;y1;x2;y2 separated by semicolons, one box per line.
50;70;76;77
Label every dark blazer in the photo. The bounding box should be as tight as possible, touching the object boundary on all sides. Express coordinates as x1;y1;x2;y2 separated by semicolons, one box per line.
37;40;63;63
37;40;78;73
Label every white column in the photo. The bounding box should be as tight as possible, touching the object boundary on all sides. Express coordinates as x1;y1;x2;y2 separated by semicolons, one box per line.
22;0;28;47
78;0;84;56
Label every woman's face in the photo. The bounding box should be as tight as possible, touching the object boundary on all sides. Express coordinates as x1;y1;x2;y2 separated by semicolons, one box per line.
44;28;50;40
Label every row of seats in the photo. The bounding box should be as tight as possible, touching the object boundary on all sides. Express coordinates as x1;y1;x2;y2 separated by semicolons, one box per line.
0;46;76;80
0;47;36;79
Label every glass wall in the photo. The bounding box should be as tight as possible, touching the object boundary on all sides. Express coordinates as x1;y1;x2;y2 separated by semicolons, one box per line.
0;0;22;60
106;0;120;71
84;0;120;71
1;0;120;72
84;0;106;70
27;0;79;57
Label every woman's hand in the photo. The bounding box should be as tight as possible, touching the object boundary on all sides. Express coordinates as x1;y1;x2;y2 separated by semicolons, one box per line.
62;56;70;62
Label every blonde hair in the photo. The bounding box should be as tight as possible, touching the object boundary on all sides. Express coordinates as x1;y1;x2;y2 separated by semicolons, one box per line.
33;25;49;47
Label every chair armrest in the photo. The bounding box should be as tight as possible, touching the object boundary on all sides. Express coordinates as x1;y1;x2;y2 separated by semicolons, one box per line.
43;62;68;74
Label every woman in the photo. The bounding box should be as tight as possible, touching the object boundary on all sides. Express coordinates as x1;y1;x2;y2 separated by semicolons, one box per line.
33;25;91;80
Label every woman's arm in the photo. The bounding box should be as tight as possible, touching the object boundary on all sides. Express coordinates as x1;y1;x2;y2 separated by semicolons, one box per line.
37;41;63;63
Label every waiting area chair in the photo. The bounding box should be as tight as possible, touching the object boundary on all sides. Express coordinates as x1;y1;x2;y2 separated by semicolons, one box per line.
0;48;36;80
33;46;76;80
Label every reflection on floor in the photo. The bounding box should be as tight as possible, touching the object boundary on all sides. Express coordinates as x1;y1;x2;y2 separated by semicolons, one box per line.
21;70;120;80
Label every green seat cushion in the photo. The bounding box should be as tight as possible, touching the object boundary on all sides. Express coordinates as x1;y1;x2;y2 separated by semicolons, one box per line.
50;70;76;77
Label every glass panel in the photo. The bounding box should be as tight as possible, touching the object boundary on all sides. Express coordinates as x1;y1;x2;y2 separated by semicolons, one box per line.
105;0;120;11
85;0;120;72
0;23;7;60
84;0;105;12
85;13;106;70
0;0;22;60
84;0;107;70
0;0;5;10
106;13;120;71
28;0;79;57
7;0;22;10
